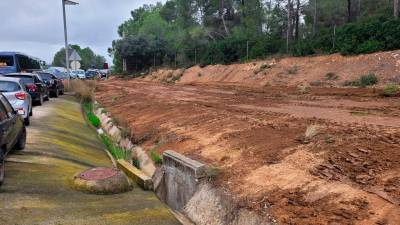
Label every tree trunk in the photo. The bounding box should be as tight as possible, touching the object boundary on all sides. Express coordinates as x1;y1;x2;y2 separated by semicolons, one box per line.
347;0;352;22
312;0;317;35
287;0;291;52
295;0;300;40
394;0;399;18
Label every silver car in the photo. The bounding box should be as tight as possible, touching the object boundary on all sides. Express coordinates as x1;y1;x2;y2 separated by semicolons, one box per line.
0;77;32;126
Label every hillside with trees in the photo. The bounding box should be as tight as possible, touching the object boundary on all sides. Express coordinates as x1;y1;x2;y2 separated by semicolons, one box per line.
108;0;400;73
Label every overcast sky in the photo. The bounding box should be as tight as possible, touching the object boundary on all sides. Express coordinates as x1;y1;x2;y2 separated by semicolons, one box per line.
0;0;163;65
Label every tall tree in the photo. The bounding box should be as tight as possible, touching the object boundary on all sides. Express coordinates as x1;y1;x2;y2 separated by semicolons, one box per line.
395;0;399;18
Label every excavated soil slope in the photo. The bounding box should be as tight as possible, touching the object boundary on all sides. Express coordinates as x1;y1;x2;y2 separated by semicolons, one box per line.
96;79;400;225
143;50;400;87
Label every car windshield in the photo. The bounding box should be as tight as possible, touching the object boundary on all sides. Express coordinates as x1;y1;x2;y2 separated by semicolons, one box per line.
38;73;53;81
0;81;20;92
5;75;34;85
0;56;14;67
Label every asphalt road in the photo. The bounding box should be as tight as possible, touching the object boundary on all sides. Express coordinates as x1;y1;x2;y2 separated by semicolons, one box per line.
0;95;180;225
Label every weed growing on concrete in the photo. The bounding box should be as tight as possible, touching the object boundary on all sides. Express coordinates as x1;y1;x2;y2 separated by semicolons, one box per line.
83;103;101;128
99;134;131;160
150;150;163;165
132;157;141;169
88;112;101;128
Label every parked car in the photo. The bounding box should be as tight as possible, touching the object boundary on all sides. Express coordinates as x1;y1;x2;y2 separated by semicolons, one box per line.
3;73;49;106
72;69;86;79
0;93;27;186
85;70;100;79
99;69;109;79
35;72;64;97
45;67;69;80
0;77;32;126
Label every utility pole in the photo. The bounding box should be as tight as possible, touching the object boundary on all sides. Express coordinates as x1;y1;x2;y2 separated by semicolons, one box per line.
62;0;78;87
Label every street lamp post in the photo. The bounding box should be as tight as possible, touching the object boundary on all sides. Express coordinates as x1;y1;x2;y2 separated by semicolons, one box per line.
62;0;78;87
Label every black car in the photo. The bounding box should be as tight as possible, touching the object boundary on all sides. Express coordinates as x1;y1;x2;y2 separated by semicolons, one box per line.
3;73;49;105
0;94;27;186
35;72;64;97
85;70;100;79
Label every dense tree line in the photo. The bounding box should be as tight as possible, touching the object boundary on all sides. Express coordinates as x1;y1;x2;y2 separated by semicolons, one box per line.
109;0;400;73
53;45;106;70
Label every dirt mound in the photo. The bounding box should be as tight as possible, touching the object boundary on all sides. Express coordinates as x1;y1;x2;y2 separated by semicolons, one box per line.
143;50;400;87
96;79;400;225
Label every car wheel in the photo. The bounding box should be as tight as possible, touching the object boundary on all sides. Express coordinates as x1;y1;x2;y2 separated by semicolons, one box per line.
54;89;59;98
13;128;26;151
60;89;64;95
29;108;33;117
24;117;30;126
0;150;5;186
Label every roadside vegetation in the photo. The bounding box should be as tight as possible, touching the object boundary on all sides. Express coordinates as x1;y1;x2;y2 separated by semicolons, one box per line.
109;0;400;74
99;134;131;160
381;84;400;97
68;79;97;103
344;73;379;87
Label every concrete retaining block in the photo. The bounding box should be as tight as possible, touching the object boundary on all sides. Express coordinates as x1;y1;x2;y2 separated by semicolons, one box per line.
117;159;153;190
154;150;206;211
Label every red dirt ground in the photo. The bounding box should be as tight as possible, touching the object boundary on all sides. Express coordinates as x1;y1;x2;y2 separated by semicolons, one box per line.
96;79;400;225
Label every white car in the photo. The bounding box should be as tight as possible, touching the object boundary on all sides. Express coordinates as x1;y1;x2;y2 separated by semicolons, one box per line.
0;77;32;126
72;70;86;79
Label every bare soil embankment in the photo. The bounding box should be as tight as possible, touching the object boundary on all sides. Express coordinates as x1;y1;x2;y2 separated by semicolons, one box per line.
143;50;400;87
96;51;400;225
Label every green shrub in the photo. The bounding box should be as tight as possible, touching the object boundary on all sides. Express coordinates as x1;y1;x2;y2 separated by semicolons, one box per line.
325;72;339;80
381;84;400;97
345;73;378;87
87;112;101;128
150;150;163;165
359;73;378;87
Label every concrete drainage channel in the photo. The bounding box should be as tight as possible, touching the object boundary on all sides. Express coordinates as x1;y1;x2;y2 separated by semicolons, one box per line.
92;102;275;225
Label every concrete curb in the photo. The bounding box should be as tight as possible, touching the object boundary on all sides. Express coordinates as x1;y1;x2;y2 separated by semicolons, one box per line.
116;159;153;190
93;104;156;177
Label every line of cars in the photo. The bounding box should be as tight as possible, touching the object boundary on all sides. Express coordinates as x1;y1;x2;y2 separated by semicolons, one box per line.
0;71;65;186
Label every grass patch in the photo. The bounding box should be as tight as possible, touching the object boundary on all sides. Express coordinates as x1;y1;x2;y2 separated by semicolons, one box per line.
87;112;101;128
150;150;163;165
83;102;101;128
380;84;400;97
99;134;131;160
351;111;370;116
